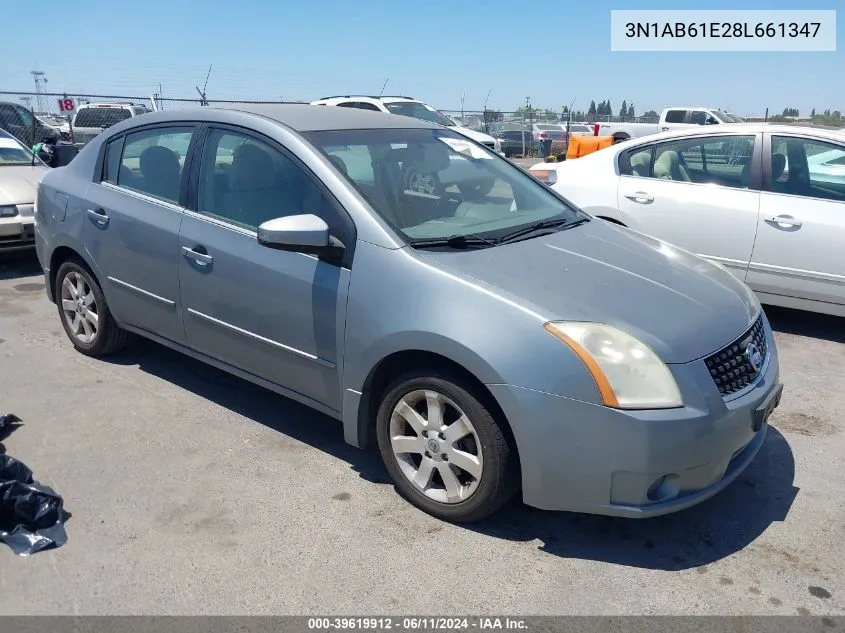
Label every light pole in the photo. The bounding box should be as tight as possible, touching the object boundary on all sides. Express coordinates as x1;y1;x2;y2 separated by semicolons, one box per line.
31;70;48;113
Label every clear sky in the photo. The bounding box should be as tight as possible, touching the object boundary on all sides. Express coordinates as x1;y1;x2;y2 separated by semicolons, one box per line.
3;0;841;116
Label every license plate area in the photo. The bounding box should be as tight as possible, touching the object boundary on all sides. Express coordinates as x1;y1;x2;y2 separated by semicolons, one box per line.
753;383;783;432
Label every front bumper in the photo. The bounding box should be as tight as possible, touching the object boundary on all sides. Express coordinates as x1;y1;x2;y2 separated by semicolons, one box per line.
0;216;35;252
489;315;782;518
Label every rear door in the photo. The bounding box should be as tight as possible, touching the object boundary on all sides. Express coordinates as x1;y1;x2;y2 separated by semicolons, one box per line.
746;133;845;310
616;132;762;279
83;124;198;344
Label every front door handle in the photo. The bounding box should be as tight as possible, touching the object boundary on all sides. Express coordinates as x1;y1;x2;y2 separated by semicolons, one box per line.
182;246;214;266
624;191;654;204
86;208;109;227
765;214;802;228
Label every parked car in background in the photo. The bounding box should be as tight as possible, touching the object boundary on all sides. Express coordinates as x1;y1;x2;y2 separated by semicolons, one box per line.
0;101;54;147
35;104;782;522
563;123;594;137
0;129;48;252
530;124;845;317
532;123;566;142
597;107;745;143
71;102;152;148
310;95;503;155
36;114;73;141
496;130;536;157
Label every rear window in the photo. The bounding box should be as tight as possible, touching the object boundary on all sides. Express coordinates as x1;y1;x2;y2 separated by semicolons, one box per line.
74;107;133;129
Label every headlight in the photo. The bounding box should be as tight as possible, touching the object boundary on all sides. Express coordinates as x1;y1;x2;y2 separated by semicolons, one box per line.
544;321;683;409
0;205;19;218
531;169;557;185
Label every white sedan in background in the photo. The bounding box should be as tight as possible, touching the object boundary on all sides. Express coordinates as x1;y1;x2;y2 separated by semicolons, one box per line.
530;124;845;317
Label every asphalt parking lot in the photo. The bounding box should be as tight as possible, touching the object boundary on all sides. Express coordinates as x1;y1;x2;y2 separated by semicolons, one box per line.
0;249;843;616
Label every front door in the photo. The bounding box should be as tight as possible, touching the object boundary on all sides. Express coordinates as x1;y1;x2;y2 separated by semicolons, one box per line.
617;133;761;280
83;124;197;344
178;126;353;411
747;133;845;310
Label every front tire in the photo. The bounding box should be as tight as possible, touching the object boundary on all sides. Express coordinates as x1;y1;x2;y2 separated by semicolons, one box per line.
56;260;130;357
376;370;519;522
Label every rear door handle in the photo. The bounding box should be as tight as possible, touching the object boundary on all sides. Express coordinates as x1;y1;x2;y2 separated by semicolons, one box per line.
765;214;802;228
624;191;654;204
86;208;109;227
182;246;213;266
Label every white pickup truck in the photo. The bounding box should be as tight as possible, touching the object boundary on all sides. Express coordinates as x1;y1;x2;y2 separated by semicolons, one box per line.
596;107;745;143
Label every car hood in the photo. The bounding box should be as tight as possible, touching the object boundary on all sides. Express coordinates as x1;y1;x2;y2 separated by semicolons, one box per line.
448;126;496;144
0;165;47;205
414;220;759;364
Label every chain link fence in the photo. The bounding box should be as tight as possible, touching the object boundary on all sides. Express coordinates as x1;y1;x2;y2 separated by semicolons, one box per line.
0;91;306;154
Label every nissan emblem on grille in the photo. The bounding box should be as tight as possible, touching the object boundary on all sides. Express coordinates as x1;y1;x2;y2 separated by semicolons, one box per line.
746;343;763;372
704;316;767;397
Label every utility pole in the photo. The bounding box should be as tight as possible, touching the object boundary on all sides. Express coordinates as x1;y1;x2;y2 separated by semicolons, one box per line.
483;89;492;133
31;70;47;113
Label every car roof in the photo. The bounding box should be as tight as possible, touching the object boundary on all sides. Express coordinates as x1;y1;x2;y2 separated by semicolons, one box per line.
107;103;440;132
622;123;845;143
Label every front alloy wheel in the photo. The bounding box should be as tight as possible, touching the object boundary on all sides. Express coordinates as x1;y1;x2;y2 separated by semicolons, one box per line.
376;371;519;522
389;389;484;504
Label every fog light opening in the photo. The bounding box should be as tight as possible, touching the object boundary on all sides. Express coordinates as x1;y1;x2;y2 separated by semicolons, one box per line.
647;474;680;502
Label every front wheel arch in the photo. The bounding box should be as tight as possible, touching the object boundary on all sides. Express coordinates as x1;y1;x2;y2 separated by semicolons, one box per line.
356;350;517;458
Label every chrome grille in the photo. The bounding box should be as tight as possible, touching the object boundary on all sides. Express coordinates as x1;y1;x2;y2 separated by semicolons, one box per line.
704;316;768;397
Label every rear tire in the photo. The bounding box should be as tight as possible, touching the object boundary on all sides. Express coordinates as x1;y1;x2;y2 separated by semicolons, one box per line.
56;260;130;357
376;370;519;522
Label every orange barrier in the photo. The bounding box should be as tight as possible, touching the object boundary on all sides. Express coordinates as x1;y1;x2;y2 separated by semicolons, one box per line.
566;135;614;159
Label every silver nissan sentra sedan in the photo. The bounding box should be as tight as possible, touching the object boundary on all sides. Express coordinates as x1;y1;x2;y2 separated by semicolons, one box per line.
33;104;783;522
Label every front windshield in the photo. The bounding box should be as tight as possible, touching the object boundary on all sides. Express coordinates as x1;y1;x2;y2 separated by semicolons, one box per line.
305;128;585;244
0;137;36;166
385;102;455;127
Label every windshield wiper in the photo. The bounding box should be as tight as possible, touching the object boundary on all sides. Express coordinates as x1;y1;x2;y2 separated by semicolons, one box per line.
409;233;498;250
497;217;588;244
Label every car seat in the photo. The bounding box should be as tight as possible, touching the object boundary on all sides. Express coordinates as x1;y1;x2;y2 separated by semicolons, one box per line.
139;146;182;202
654;150;691;182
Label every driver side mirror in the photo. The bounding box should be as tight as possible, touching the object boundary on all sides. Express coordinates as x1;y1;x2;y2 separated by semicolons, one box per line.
257;214;345;261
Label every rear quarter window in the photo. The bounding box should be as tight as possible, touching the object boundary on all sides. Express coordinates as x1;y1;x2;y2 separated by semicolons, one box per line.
664;110;687;124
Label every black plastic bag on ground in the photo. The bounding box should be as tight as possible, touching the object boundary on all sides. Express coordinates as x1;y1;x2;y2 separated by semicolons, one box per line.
0;414;69;556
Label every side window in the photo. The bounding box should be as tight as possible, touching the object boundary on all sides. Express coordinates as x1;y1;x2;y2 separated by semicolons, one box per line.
664;109;687;124
619;146;652;177
689;110;707;125
117;126;194;204
0;105;24;128
651;135;756;189
769;136;845;202
197;128;345;234
101;137;123;184
355;102;381;112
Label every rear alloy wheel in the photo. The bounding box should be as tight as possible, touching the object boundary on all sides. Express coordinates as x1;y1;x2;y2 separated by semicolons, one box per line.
56;261;130;357
376;372;519;522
